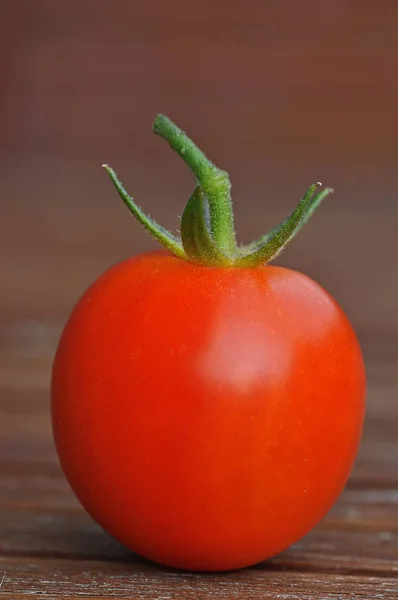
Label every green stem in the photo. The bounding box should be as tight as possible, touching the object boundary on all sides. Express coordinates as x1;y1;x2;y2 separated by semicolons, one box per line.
235;183;333;267
103;114;334;269
180;186;234;267
153;114;236;255
103;164;186;259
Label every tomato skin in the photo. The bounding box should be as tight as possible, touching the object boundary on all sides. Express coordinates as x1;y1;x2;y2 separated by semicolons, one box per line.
51;252;365;571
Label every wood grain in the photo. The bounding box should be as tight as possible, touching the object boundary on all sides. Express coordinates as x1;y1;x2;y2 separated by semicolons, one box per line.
1;556;398;599
1;0;398;598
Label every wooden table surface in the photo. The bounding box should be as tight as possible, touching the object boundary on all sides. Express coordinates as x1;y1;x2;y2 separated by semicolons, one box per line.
1;1;398;598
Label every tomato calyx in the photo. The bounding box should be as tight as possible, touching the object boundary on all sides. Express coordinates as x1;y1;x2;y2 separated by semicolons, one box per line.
103;115;333;268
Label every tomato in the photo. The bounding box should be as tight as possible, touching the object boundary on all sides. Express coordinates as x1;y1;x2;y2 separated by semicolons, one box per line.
52;115;365;571
52;252;365;571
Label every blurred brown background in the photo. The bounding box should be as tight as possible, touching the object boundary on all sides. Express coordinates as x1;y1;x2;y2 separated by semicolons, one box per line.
1;0;397;478
0;1;398;596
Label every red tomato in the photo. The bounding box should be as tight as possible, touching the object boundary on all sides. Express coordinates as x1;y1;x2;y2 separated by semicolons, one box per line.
52;251;365;571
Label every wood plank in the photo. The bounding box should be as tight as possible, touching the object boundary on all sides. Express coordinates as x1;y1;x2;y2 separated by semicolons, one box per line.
0;556;397;600
2;458;398;525
1;482;398;574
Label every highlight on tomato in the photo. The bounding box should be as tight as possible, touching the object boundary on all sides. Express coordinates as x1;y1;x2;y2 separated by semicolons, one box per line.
51;114;366;572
